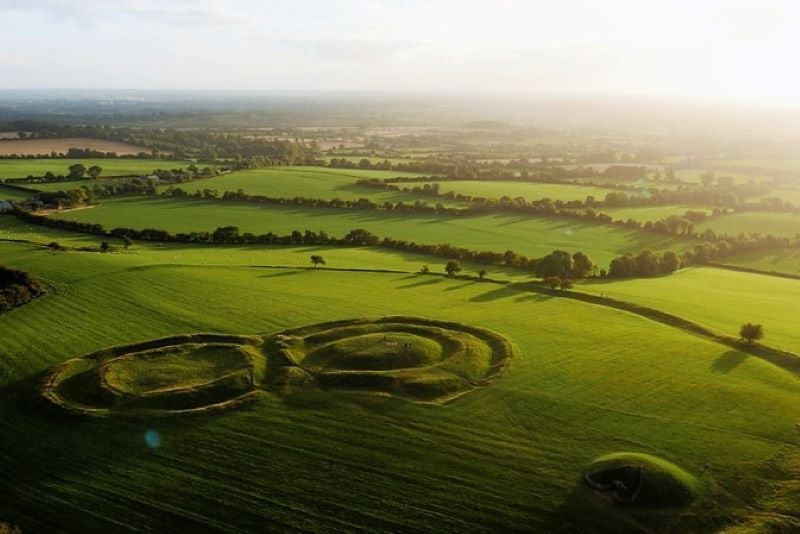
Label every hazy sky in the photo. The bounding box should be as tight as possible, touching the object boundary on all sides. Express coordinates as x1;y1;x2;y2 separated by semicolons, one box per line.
1;0;798;105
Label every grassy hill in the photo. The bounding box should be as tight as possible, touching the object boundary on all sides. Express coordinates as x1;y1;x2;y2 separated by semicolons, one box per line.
0;241;798;531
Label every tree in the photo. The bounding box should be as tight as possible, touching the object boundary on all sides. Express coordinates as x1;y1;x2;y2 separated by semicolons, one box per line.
560;278;574;291
544;276;561;290
445;259;462;277
100;241;110;252
478;268;488;280
310;255;325;268
68;163;86;179
122;236;134;250
571;252;594;278
87;165;103;179
419;264;430;274
535;250;572;278
739;323;764;345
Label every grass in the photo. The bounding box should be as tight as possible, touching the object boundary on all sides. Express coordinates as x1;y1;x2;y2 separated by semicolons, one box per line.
579;266;800;354
50;196;694;267
696;211;800;237
721;248;800;275
1;241;799;531
0;214;121;247
0;185;32;201
599;205;712;222
0;158;194;179
156;166;436;203
420;180;618;202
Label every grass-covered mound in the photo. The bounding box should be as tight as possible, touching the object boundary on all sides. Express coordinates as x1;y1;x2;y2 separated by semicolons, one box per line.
42;334;266;417
267;316;513;402
584;452;700;508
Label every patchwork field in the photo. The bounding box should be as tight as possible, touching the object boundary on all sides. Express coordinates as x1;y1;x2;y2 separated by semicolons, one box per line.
0;138;149;156
580;267;800;354
415;180;618;202
598;205;713;222
50;196;695;267
696;211;800;237
1;240;799;532
156;166;439;204
0;184;32;201
719;248;800;275
0;158;193;180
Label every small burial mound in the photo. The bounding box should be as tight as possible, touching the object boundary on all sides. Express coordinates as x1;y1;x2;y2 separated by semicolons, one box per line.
584;452;700;508
40;317;513;417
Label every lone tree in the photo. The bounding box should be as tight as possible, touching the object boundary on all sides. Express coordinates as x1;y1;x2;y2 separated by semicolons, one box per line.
419;264;430;274
310;255;325;268
445;259;462;277
87;165;103;179
739;323;764;345
122;236;134;249
478;268;488;280
560;278;574;291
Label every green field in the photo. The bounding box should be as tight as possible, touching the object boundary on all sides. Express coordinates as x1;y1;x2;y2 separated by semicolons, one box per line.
720;248;800;275
1;240;799;531
697;211;800;237
580;267;800;354
50;196;696;267
0;158;194;179
155;166;439;204
420;180;618;202
599;205;712;222
0;184;32;201
0;214;120;247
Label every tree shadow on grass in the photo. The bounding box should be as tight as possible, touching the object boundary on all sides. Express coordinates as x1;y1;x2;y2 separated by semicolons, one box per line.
396;277;443;289
711;351;748;373
260;270;305;278
468;285;522;302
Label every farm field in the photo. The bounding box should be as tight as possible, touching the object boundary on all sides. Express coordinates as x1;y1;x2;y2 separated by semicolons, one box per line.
674;169;758;185
50;196;695;267
580;267;800;354
0;138;148;156
0;158;194;180
0;214;122;247
423;180;617;202
720;248;800;275
696;211;800;237
0;184;32;201
598;205;712;222
156;166;444;204
1;241;798;532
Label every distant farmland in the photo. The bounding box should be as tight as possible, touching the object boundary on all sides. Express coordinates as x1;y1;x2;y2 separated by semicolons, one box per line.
0;138;148;156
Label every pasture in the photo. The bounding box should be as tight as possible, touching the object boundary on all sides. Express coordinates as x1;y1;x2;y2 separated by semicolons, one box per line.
696;211;800;237
421;180;618;202
50;196;695;267
0;158;193;180
580;266;800;354
0;240;798;531
156;166;441;204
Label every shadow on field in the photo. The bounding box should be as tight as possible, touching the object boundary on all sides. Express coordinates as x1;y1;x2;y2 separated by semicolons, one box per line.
396;277;443;289
260;270;304;278
711;351;748;373
469;286;522;302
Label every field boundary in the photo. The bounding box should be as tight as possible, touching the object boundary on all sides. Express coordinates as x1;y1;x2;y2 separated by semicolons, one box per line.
709;261;800;281
517;283;800;375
